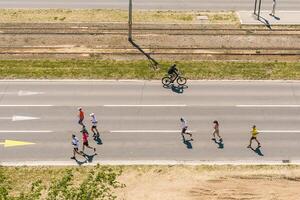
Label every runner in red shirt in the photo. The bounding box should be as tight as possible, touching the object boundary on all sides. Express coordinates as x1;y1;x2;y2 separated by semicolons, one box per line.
81;126;96;154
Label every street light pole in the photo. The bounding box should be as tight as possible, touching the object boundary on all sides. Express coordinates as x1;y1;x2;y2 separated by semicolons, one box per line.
128;0;133;41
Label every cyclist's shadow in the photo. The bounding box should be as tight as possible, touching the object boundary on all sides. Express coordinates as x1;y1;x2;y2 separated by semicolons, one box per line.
164;84;188;94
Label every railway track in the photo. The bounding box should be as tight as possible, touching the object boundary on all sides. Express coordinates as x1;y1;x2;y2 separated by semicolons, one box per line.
0;27;300;36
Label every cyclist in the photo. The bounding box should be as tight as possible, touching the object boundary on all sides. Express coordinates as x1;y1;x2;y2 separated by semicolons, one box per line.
168;64;179;82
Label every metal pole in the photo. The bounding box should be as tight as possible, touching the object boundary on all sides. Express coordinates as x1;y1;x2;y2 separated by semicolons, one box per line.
254;0;257;14
128;0;133;41
257;0;262;20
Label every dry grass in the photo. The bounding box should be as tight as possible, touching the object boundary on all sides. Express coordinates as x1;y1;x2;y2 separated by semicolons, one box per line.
0;9;239;24
2;165;300;199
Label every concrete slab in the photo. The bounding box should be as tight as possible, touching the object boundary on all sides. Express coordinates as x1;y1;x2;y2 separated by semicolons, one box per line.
238;11;300;25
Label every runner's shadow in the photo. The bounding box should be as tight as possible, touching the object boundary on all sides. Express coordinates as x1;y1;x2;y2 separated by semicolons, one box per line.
163;84;188;94
182;134;193;149
212;138;224;149
258;16;272;29
94;135;103;145
251;147;264;156
84;153;97;163
74;158;87;166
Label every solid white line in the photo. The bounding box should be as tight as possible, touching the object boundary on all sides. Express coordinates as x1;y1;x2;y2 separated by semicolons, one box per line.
236;105;300;108
1;160;300;166
260;130;300;133
110;130;192;133
104;105;187;107
0;105;53;107
0;130;53;133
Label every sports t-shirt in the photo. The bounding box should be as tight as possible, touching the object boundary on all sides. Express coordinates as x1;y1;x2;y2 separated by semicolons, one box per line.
72;137;79;148
82;132;88;143
79;111;84;119
91;115;98;126
251;128;259;137
181;119;188;129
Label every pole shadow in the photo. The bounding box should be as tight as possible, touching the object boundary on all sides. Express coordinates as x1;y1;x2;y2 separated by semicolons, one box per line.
128;38;159;70
250;147;264;156
182;134;193;149
212;138;224;149
255;14;272;29
163;84;188;94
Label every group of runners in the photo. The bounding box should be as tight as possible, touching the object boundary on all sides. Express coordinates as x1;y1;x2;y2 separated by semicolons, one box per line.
181;118;261;149
71;107;100;160
71;108;261;160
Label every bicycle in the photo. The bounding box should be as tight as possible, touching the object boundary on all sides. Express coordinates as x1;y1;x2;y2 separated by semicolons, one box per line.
162;74;187;86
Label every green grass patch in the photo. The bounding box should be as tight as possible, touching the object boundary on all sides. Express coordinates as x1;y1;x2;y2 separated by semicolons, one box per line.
0;60;299;80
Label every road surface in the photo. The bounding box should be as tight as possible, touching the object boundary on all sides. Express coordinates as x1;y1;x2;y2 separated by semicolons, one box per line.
1;80;300;165
0;0;299;11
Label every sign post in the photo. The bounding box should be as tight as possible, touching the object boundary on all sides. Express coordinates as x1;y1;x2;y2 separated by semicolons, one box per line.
128;0;133;41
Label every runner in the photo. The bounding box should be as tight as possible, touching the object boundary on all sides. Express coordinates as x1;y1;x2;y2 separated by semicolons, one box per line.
180;117;193;140
212;120;222;142
81;126;97;154
247;125;261;148
90;113;100;138
78;107;84;126
70;134;85;160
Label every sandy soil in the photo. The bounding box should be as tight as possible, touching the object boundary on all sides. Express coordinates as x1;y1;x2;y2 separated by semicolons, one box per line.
116;166;300;200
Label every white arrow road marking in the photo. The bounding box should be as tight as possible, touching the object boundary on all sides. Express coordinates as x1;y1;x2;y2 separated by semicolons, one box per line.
0;130;52;133
0;90;44;96
0;115;40;121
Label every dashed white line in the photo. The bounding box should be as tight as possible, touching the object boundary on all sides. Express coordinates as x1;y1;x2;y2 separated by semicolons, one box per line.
0;105;53;107
0;130;53;133
110;130;192;133
236;105;300;108
104;105;187;107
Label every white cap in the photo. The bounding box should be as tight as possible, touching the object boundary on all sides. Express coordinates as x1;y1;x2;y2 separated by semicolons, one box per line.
78;107;82;111
90;113;94;116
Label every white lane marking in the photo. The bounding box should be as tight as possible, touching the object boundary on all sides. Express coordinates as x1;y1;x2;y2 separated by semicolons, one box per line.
0;115;40;121
0;130;52;133
236;105;300;108
0;105;53;107
0;90;44;96
110;130;193;133
1;160;300;166
104;105;187;107
260;130;300;133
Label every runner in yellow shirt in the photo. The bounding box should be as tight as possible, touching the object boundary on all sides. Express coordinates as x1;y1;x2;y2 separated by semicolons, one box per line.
247;125;261;148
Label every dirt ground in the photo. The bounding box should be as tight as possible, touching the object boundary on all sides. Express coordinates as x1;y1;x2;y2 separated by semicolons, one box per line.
116;165;300;200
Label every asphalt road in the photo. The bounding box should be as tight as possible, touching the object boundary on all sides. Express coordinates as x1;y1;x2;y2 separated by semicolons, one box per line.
1;80;300;165
0;0;299;11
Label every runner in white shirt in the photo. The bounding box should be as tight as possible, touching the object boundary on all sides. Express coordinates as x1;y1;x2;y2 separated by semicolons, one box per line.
180;117;193;140
90;113;100;138
71;134;85;160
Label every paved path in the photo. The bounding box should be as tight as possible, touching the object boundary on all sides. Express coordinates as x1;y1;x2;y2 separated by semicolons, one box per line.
0;81;300;164
238;11;300;25
1;80;300;165
0;0;299;11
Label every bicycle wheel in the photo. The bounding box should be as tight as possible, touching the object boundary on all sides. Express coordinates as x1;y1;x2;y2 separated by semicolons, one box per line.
177;76;187;85
162;77;172;86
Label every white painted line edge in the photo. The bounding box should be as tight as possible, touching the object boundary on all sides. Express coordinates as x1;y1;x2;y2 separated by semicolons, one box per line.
104;105;187;107
260;130;300;133
1;160;299;166
0;130;53;133
0;105;53;107
236;105;300;108
110;130;192;133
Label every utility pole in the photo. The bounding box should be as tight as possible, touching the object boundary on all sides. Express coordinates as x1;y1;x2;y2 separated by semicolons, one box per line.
128;0;133;41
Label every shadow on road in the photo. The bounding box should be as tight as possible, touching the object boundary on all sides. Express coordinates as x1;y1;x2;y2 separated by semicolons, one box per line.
163;84;188;94
94;135;103;145
182;134;193;149
251;147;264;156
212;138;224;149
